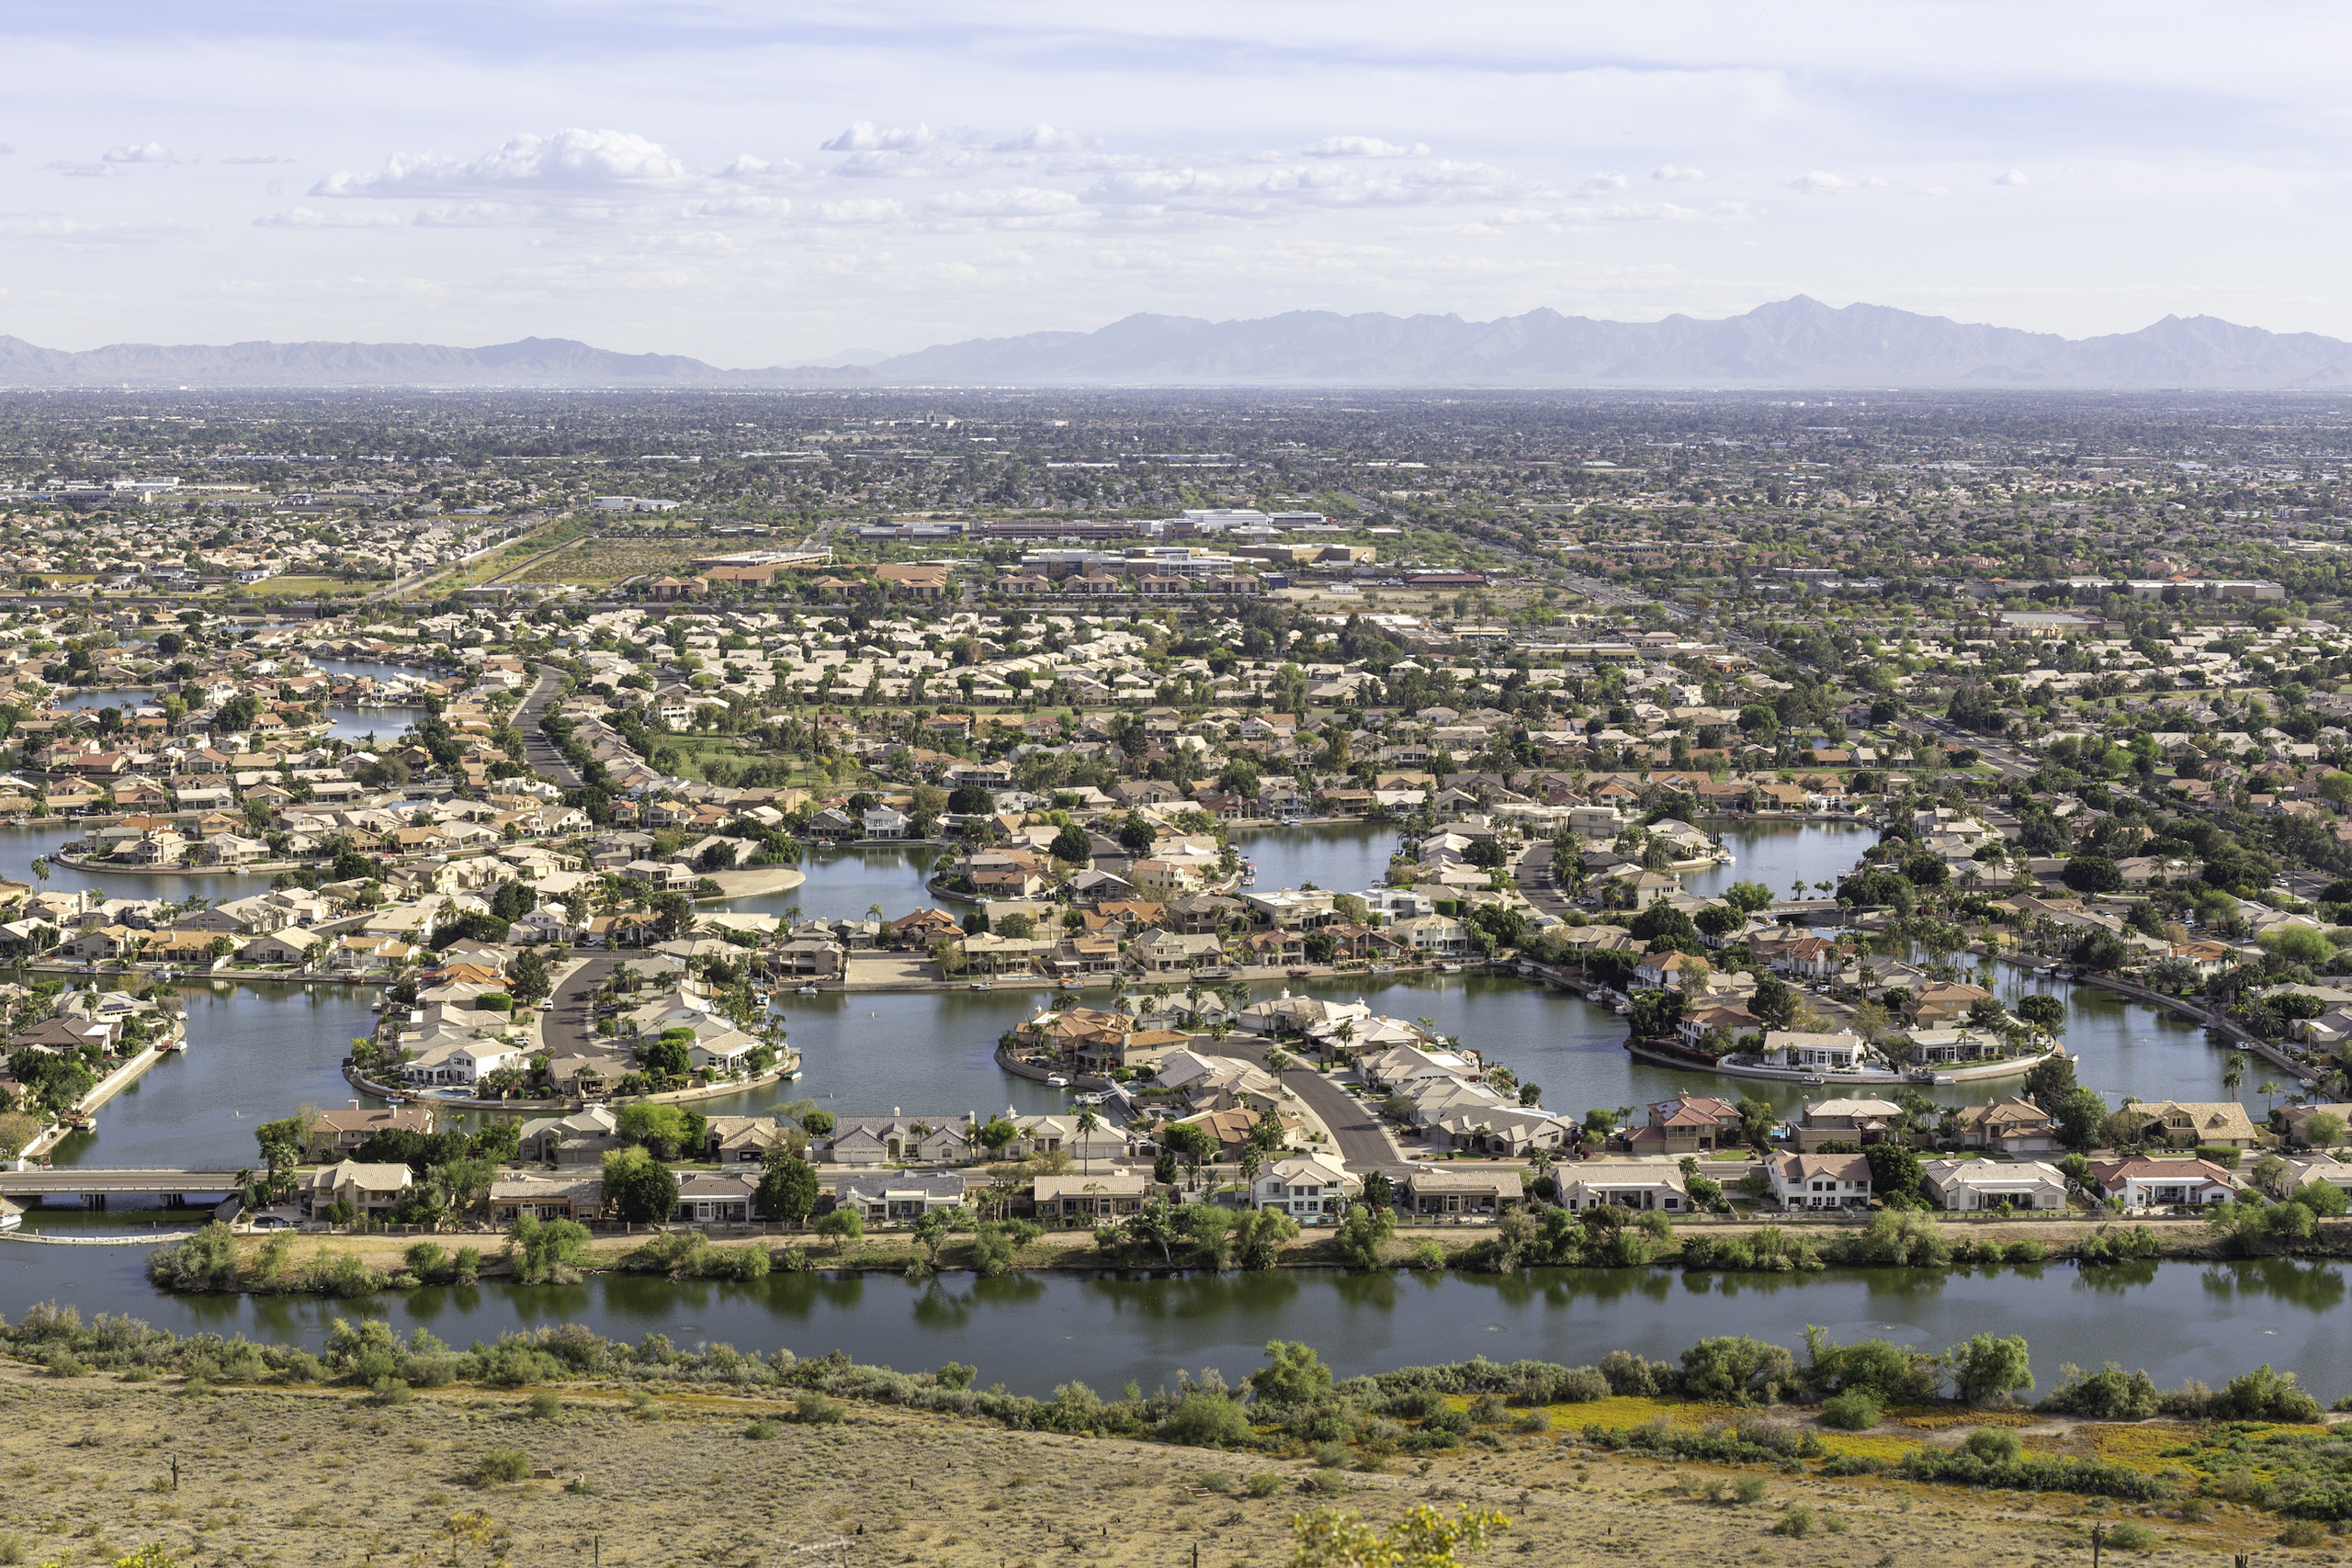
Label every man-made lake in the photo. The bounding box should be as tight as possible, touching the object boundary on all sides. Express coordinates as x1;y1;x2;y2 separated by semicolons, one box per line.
1683;819;1877;903
3;1246;2346;1404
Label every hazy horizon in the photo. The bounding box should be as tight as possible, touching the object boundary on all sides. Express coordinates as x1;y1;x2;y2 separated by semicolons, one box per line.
4;3;2346;362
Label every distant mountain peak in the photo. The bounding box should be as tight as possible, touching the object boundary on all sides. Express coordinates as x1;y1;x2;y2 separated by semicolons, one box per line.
869;298;2352;389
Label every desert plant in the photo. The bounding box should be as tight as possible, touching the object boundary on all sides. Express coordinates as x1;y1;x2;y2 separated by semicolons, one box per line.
475;1447;531;1484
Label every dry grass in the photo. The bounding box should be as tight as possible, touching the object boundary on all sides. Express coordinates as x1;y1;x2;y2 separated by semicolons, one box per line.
510;537;708;585
0;1363;2303;1568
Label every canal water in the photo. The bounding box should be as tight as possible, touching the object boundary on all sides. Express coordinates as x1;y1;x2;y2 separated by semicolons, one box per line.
2;1245;2346;1404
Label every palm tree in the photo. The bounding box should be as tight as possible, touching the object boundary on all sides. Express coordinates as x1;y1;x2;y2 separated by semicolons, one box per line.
2223;1054;2247;1096
1075;1107;1102;1174
29;857;47;886
2258;1078;2280;1114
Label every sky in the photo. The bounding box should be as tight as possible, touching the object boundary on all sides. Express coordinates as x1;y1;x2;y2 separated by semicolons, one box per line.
1;1;2346;365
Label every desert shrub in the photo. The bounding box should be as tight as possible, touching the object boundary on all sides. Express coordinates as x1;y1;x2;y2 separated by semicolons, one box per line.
1408;1240;1445;1270
2281;1519;2329;1547
1733;1475;1769;1505
1246;1472;1283;1499
1963;1428;2023;1463
744;1419;782;1440
2007;1239;2045;1264
1196;1471;1234;1494
1820;1390;1882;1430
1158;1392;1254;1449
526;1391;562;1419
475;1447;531;1484
794;1393;845;1425
44;1347;86;1379
1599;1349;1670;1397
2040;1363;2160;1421
2105;1522;2157;1550
369;1377;413;1405
1771;1506;1815;1537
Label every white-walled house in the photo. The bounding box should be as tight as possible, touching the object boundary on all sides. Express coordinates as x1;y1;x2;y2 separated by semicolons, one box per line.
1767;1152;1872;1210
1918;1158;2070;1212
1250;1154;1359;1221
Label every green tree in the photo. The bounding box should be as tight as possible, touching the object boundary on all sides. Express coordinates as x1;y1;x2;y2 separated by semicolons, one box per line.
1332;1203;1396;1270
602;1145;680;1224
755;1155;820;1223
1945;1333;2035;1406
1049;824;1091;865
505;1213;591;1284
2052;1087;2110;1149
1247;1340;1334;1405
2014;993;2065;1034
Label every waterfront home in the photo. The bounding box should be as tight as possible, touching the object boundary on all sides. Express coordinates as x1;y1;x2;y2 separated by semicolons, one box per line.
2086;1155;2239;1210
1677;1001;1759;1049
1901;1026;2010;1066
706;1115;796;1164
1432;1106;1577;1156
1031;1171;1149;1219
672;1171;758;1223
833;1171;968;1223
1919;1158;2071;1212
1758;1030;1875;1072
1631;1094;1744;1156
1950;1096;2060;1155
1792;1096;1905;1152
1400;1168;1523;1218
1395;1075;1513;1128
1767;1152;1872;1211
1900;981;1995;1027
1250;1154;1358;1221
240;927;328;966
2114;1100;2265;1151
2279;1156;2352;1195
304;1102;435;1158
399;1032;529;1088
1154;1050;1285;1111
1358;1042;1477;1092
822;1112;973;1166
685;1029;764;1076
518;1106;621;1165
542;1052;632;1100
1065;1025;1190;1075
1169;1104;1301;1158
488;1173;601;1224
1554;1162;1691;1213
300;1159;413;1218
2275;1101;2352;1149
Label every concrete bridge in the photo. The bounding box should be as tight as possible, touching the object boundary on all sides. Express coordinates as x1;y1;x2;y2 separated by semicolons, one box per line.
0;1168;246;1208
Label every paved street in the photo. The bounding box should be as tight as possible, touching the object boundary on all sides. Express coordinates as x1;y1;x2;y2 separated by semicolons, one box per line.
518;665;583;787
539;953;620;1061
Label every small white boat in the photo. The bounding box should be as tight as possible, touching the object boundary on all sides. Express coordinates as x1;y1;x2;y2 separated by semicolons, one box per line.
796;985;818;996
1045;1074;1069;1088
968;979;992;991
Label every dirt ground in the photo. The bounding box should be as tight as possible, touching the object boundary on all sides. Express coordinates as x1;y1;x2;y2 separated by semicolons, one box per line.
0;1363;2308;1568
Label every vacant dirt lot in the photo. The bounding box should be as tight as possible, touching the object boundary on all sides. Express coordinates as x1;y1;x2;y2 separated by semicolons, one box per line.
0;1363;2306;1568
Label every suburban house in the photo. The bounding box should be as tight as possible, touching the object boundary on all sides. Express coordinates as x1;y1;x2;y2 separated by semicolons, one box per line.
488;1173;602;1224
832;1171;969;1222
672;1171;759;1223
1950;1096;2060;1155
518;1106;622;1165
1758;1031;1875;1072
1629;1094;1744;1155
822;1112;973;1166
1554;1162;1691;1213
1031;1172;1149;1219
1918;1158;2071;1212
1249;1154;1359;1221
2115;1100;2265;1151
1400;1168;1523;1218
303;1101;435;1158
1767;1152;1872;1211
1792;1096;1905;1151
2276;1101;2352;1149
1431;1106;1577;1156
2086;1156;2240;1210
299;1160;414;1218
706;1115;797;1164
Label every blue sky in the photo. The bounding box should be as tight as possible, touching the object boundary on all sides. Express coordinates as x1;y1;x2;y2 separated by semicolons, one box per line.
0;1;2342;362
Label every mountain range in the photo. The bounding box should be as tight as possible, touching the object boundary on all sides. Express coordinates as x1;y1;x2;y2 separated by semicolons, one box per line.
10;299;2352;388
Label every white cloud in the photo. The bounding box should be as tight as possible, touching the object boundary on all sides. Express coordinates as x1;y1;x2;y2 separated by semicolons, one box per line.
1786;170;1850;193
312;129;686;197
1572;173;1630;196
928;186;1080;218
1305;136;1430;159
1995;168;2030;186
990;124;1085;153
821;121;938;153
1651;164;1706;181
717;153;801;182
221;155;296;166
47;161;120;178
0;213;193;243
253;207;402;229
412;202;527;227
0;144;15;156
818;198;904;222
682;195;792;220
103;141;183;164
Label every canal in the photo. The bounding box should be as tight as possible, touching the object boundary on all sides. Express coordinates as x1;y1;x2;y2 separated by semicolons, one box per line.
2;1244;2345;1404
